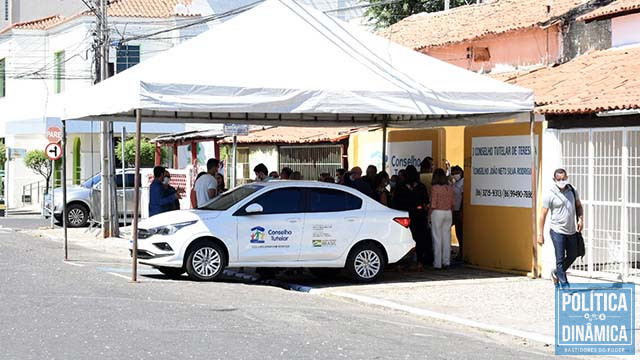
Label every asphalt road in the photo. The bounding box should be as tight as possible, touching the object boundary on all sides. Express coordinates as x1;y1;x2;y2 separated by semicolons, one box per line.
0;228;559;360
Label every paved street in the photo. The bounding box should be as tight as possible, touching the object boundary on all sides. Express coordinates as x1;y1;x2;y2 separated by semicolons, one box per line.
0;223;560;360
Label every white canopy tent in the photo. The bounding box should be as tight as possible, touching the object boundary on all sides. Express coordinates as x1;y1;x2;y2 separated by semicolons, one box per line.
57;0;538;280
60;0;533;125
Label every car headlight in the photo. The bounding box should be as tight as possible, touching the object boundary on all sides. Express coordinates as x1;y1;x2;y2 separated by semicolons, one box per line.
140;221;197;239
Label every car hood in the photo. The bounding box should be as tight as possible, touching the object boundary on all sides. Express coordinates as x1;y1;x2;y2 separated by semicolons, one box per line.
138;209;222;230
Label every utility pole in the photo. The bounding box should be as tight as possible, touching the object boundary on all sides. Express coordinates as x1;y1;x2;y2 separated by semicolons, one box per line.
444;0;450;11
96;0;118;237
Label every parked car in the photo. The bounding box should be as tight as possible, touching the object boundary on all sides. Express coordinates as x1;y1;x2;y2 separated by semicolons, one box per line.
130;181;414;282
44;169;147;227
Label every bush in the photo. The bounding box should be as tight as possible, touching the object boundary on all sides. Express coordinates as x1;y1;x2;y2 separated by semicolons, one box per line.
116;137;166;168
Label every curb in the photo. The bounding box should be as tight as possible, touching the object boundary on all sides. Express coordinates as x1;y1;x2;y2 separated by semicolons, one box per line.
309;289;556;346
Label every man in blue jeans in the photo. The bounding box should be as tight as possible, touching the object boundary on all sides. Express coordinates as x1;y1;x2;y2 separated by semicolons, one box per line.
538;168;584;288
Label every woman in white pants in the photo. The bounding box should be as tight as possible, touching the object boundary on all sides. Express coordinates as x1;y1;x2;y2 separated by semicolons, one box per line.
429;168;454;269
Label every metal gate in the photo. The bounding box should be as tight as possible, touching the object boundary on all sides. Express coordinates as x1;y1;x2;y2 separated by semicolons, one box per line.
278;145;343;181
559;127;640;281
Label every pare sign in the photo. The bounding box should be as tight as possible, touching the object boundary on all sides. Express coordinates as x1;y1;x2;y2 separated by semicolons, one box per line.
46;126;63;143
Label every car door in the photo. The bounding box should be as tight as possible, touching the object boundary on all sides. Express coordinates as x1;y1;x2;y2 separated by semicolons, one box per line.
115;173;137;219
298;187;365;261
235;187;304;262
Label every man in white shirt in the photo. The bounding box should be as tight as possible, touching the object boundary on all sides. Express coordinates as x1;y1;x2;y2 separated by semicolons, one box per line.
451;166;464;261
194;158;220;207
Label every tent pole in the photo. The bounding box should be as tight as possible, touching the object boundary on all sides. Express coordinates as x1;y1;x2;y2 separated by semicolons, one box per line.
231;135;238;188
381;115;388;171
131;109;142;283
62;120;68;261
530;111;539;278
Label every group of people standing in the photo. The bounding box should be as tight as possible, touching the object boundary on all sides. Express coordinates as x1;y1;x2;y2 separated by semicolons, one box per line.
336;158;464;271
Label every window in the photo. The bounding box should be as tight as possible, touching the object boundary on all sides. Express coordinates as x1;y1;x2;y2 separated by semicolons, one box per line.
243;188;303;215
204;184;263;211
116;45;140;73
115;174;138;188
0;58;5;97
54;51;64;94
306;188;362;212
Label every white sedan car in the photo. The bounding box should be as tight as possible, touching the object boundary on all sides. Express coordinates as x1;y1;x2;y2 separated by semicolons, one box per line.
131;181;414;282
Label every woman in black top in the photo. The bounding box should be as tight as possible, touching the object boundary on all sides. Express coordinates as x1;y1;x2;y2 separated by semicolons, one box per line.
391;165;431;271
375;171;390;206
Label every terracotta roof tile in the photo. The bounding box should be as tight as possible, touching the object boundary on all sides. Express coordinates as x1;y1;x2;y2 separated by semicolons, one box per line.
578;0;640;21
498;46;640;114
380;0;588;50
2;15;66;32
106;0;196;18
219;127;355;144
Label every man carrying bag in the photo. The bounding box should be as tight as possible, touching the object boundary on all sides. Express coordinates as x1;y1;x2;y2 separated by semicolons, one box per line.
538;168;584;289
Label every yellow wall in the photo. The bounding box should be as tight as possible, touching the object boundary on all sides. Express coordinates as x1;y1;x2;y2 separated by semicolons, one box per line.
463;122;542;274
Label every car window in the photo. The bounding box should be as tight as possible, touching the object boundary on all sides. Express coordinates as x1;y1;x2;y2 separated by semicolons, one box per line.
202;184;264;211
306;188;362;212
82;174;101;188
115;174;138;188
244;188;303;215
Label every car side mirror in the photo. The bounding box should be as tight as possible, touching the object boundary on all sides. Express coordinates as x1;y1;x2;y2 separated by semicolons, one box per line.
245;203;263;214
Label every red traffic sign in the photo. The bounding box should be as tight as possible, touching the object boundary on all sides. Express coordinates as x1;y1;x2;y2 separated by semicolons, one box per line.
45;143;62;161
46;126;63;143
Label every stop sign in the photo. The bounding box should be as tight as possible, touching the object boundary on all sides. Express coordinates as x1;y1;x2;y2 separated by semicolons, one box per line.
46;126;63;143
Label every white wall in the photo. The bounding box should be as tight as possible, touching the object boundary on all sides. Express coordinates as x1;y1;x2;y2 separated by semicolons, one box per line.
612;13;640;47
248;145;278;179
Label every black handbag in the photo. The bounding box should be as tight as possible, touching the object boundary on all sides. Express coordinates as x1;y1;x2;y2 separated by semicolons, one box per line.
568;185;585;258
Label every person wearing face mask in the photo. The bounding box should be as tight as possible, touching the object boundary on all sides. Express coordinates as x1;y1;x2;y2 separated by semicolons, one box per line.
539;168;584;289
374;171;390;206
347;166;374;198
450;166;464;262
335;168;346;184
149;166;181;217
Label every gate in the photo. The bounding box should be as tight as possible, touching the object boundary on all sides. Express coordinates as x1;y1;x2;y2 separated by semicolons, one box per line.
278;145;343;181
559;127;640;281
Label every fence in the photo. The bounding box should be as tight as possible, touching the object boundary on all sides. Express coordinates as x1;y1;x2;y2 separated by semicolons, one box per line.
559;127;640;281
279;145;343;180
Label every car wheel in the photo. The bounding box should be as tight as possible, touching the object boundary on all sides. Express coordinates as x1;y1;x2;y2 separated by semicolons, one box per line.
186;242;226;281
346;243;385;283
66;203;89;227
156;266;184;279
310;268;341;280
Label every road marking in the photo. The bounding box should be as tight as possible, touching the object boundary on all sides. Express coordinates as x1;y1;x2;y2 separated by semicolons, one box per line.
63;261;85;267
320;291;556;345
107;272;131;280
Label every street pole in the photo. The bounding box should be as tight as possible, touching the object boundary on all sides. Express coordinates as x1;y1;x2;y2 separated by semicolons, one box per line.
50;159;54;228
122;127;127;227
131;110;142;282
62;120;69;261
4;149;8;216
109;122;119;237
98;0;112;238
231;135;237;188
381;115;388;172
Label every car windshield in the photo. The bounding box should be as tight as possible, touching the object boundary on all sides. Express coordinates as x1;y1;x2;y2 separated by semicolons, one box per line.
81;174;101;188
200;184;264;211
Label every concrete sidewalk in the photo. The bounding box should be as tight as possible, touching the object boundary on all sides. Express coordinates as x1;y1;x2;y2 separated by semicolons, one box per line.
23;226;640;354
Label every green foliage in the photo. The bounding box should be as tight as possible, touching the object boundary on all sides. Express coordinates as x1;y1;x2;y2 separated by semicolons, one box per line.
116;137;166;168
365;0;469;30
24;150;53;192
0;142;6;165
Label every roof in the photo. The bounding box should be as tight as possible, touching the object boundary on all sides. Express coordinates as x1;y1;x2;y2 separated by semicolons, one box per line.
151;129;225;143
58;0;533;124
219;127;355;144
578;0;640;21
380;0;588;50
0;0;197;35
497;45;640;114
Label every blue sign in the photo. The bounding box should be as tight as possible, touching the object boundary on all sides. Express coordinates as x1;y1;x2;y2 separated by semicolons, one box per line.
556;283;635;355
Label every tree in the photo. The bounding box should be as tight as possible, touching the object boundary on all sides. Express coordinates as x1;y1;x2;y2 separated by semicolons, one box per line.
24;150;53;194
116;137;166;168
0;142;6;166
365;0;470;30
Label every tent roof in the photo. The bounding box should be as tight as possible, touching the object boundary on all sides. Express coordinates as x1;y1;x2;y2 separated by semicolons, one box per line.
60;0;534;126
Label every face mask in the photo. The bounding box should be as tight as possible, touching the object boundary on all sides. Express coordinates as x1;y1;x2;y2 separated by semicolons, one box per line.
452;174;461;181
350;175;357;181
556;180;568;189
163;177;170;185
335;176;341;183
390;181;396;188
